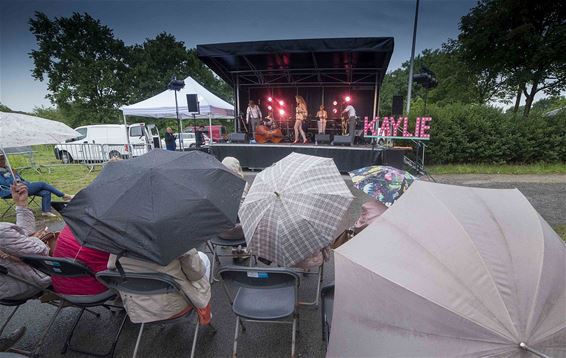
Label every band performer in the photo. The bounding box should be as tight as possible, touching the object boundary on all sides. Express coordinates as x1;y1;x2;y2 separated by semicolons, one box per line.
246;100;262;137
341;101;357;142
316;105;328;134
293;96;308;144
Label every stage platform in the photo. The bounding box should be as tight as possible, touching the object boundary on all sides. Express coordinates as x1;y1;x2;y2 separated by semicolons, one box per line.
210;143;407;172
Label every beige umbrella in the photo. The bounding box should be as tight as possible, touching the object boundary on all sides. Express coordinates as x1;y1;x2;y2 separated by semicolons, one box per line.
329;181;565;358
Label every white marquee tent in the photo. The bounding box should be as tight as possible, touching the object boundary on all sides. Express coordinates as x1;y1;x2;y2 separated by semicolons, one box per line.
120;76;234;119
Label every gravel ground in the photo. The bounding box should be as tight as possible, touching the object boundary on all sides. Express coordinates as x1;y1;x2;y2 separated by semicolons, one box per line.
1;174;563;358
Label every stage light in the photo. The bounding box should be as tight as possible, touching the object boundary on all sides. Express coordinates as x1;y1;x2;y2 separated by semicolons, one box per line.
332;108;338;114
332;100;338;106
279;100;284;106
345;96;351;102
267;105;272;110
268;97;273;102
279;109;285;116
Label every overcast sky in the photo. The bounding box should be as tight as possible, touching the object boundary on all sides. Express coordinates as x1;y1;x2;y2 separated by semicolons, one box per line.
0;0;477;112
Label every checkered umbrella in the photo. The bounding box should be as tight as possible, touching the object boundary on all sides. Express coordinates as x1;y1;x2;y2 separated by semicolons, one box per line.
239;153;354;266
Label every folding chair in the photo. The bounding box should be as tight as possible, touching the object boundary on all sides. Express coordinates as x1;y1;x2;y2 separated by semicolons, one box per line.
20;256;124;357
320;282;335;344
219;266;300;358
294;262;324;306
207;235;249;282
96;270;215;358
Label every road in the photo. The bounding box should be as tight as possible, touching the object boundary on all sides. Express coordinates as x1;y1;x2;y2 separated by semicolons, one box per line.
1;174;564;357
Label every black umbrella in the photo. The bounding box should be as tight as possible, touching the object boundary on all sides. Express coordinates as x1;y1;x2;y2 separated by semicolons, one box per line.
62;150;245;265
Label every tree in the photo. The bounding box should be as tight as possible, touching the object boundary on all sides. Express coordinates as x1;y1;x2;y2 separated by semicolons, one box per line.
127;33;232;104
29;12;130;127
459;0;566;117
379;44;501;115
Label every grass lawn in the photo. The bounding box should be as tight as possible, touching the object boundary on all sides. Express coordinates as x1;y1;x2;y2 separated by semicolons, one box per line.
428;163;566;175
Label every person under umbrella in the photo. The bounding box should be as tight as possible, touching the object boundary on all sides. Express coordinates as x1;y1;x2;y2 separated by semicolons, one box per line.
349;165;416;206
62;149;245;266
239;152;354;267
328;181;566;358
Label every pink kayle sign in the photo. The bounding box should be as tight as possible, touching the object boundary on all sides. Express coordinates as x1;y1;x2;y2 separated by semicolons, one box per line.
363;116;432;140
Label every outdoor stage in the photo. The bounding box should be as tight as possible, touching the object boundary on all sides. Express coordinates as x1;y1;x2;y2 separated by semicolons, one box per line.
210;143;406;172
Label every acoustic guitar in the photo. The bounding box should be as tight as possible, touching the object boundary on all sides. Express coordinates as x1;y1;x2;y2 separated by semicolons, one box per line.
255;125;284;144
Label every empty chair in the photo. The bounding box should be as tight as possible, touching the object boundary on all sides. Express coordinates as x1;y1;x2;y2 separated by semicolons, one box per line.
207;229;249;282
96;270;214;358
219;266;300;357
21;256;123;357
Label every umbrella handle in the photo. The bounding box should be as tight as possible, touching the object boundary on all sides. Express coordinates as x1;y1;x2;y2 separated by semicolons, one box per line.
0;146;17;183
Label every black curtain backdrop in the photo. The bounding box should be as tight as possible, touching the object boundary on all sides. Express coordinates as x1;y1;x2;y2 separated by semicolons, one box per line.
244;86;375;122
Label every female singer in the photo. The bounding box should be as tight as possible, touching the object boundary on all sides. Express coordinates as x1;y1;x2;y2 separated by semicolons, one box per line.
293;95;308;144
316;105;328;134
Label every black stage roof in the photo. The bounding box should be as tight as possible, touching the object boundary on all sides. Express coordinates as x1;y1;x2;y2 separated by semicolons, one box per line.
197;37;394;87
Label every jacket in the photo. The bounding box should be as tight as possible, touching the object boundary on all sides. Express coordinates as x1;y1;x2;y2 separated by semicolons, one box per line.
0;168;23;198
0;206;51;300
51;225;110;295
107;249;211;324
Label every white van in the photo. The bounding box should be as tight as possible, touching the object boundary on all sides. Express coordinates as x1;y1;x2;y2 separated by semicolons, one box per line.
54;123;156;163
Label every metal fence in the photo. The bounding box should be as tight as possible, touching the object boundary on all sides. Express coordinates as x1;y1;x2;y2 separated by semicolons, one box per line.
52;143;150;167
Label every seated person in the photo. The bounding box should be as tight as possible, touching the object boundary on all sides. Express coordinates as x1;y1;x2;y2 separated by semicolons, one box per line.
0;154;73;217
0;183;51;300
222;157;249;205
51;225;110;295
107;249;212;325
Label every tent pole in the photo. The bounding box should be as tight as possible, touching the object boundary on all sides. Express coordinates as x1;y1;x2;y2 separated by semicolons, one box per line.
406;0;420;115
123;114;133;158
208;113;213;146
175;90;183;151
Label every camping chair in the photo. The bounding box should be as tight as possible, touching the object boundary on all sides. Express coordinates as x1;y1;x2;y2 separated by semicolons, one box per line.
20;256;124;357
96;270;215;358
1;195;39;218
0;264;66;357
320;282;335;344
206;234;250;282
219;266;300;358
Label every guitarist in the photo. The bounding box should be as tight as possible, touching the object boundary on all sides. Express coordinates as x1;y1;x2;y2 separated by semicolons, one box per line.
341;101;357;143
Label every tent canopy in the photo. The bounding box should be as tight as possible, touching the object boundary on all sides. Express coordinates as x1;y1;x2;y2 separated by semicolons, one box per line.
197;37;394;87
120;76;234;119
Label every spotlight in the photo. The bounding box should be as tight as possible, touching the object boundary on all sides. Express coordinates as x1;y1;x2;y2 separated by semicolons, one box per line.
332;108;338;114
345;96;351;102
279;109;285;116
332;100;338;106
267;105;272;110
278;100;284;106
268;97;273;102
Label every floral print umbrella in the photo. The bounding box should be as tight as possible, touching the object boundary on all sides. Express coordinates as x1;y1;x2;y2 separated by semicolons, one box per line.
349;166;416;206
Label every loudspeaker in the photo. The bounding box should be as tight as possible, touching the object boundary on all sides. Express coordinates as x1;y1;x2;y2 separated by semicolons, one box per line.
315;134;331;144
186;94;199;113
332;135;352;146
392;95;403;116
229;132;247;143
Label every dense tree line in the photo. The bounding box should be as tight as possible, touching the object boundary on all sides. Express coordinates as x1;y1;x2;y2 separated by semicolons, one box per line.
28;12;232;127
381;0;565;118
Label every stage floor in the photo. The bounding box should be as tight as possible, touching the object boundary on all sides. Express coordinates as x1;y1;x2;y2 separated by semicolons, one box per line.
210;143;407;172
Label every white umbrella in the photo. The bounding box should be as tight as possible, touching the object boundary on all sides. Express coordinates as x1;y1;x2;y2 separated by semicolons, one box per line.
239;153;354;266
0;111;80;177
0;112;80;148
329;181;566;358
